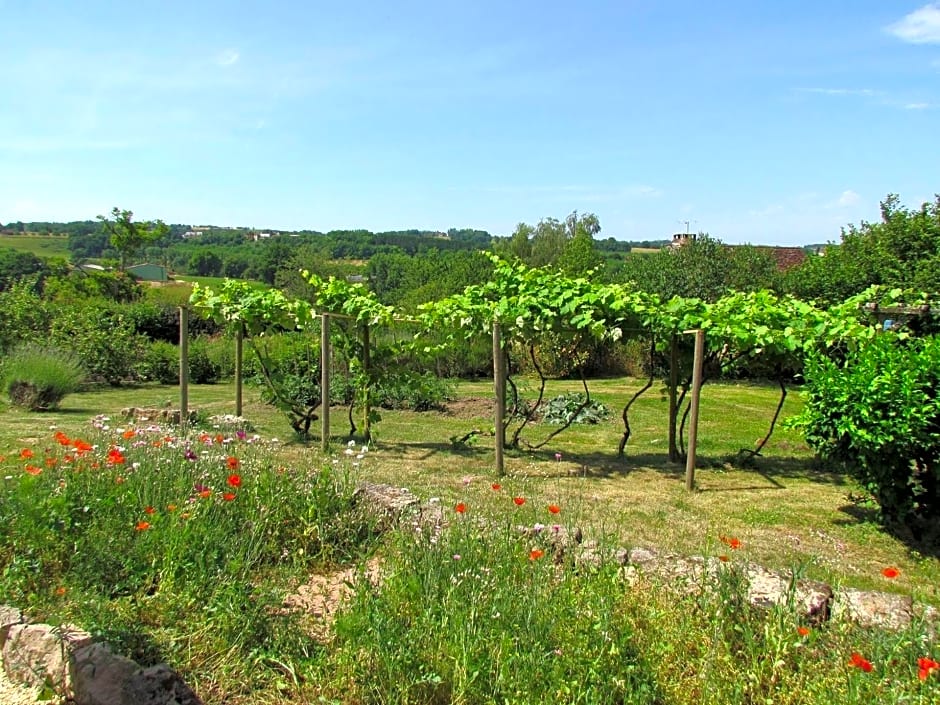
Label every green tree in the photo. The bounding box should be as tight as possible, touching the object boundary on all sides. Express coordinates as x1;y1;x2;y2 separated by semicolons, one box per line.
188;250;223;277
784;194;940;304
97;207;170;271
614;235;779;301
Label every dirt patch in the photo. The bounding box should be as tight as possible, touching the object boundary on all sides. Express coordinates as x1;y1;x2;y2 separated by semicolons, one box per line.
443;397;494;419
279;557;383;641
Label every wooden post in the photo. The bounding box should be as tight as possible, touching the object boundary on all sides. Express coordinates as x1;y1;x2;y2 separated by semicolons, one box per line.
668;334;679;462
234;324;243;417
684;328;705;491
493;320;505;477
320;313;331;452
362;322;371;442
179;307;189;432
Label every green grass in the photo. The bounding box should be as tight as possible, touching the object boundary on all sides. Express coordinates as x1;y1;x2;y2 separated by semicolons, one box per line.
0;233;71;259
1;377;938;703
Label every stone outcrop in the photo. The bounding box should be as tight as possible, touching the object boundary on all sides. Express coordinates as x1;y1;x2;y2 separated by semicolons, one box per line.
0;611;201;705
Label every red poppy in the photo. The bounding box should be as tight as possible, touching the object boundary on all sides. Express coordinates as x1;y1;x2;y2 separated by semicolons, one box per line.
63;454;74;463
107;448;126;465
918;656;940;681
167;503;177;512
122;429;136;439
720;535;742;550
44;457;57;468
24;464;41;476
849;652;873;672
491;483;501;491
54;586;67;596
199;433;210;443
222;492;236;501
548;504;561;514
19;448;34;460
881;566;900;579
144;506;156;515
73;439;93;454
226;456;240;470
215;433;224;444
529;549;544;561
198;489;212;499
227;473;242;488
797;627;810;637
454;502;466;514
513;497;526;506
54;431;71;446
135;521;151;531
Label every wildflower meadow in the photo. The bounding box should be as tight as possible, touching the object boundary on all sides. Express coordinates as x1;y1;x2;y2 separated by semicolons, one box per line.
1;401;939;704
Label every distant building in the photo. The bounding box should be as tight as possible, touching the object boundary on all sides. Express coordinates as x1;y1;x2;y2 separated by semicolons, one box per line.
127;263;169;282
756;247;808;271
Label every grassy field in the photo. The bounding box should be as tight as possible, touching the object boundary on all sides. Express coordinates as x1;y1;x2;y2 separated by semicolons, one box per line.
0;233;70;258
3;376;939;703
1;376;936;603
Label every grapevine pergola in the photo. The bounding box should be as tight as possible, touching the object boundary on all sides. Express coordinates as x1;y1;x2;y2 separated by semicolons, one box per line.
189;255;913;483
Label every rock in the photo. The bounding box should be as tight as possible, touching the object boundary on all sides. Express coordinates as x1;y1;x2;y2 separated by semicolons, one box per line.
832;588;913;631
71;642;138;705
743;565;832;621
354;483;420;529
0;605;23;648
122;663;202;705
627;547;721;594
2;623;91;695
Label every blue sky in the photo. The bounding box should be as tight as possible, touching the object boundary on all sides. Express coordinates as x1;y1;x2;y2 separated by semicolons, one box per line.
1;1;938;245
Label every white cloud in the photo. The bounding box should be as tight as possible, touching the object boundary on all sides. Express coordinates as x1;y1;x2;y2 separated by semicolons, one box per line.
905;102;931;109
836;190;861;207
887;3;940;44
215;49;240;67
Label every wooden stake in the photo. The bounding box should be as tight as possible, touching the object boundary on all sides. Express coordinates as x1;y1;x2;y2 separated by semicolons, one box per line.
684;328;705;491
179;307;189;432
493;320;505;477
234;324;243;417
321;313;331;452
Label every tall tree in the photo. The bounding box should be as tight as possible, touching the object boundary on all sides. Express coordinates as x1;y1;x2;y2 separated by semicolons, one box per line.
97;207;169;271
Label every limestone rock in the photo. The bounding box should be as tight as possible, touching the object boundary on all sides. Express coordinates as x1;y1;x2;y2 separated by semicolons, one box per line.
71;642;138;705
743;564;832;621
2;623;91;695
354;482;420;529
833;588;913;631
122;663;202;705
0;605;23;648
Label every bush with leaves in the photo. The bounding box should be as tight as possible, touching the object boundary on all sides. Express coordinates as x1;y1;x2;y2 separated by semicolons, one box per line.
49;303;148;385
3;343;86;410
791;333;940;533
540;392;610;425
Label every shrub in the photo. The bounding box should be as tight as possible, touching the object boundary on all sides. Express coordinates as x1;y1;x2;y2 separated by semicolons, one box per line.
3;343;85;410
540;392;610;425
792;333;940;532
373;371;455;411
49;303;147;385
138;341;180;384
188;336;222;384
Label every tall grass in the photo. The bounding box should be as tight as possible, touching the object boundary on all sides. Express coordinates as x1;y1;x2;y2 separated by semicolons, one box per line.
2;343;86;410
318;506;940;704
0;421;378;701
